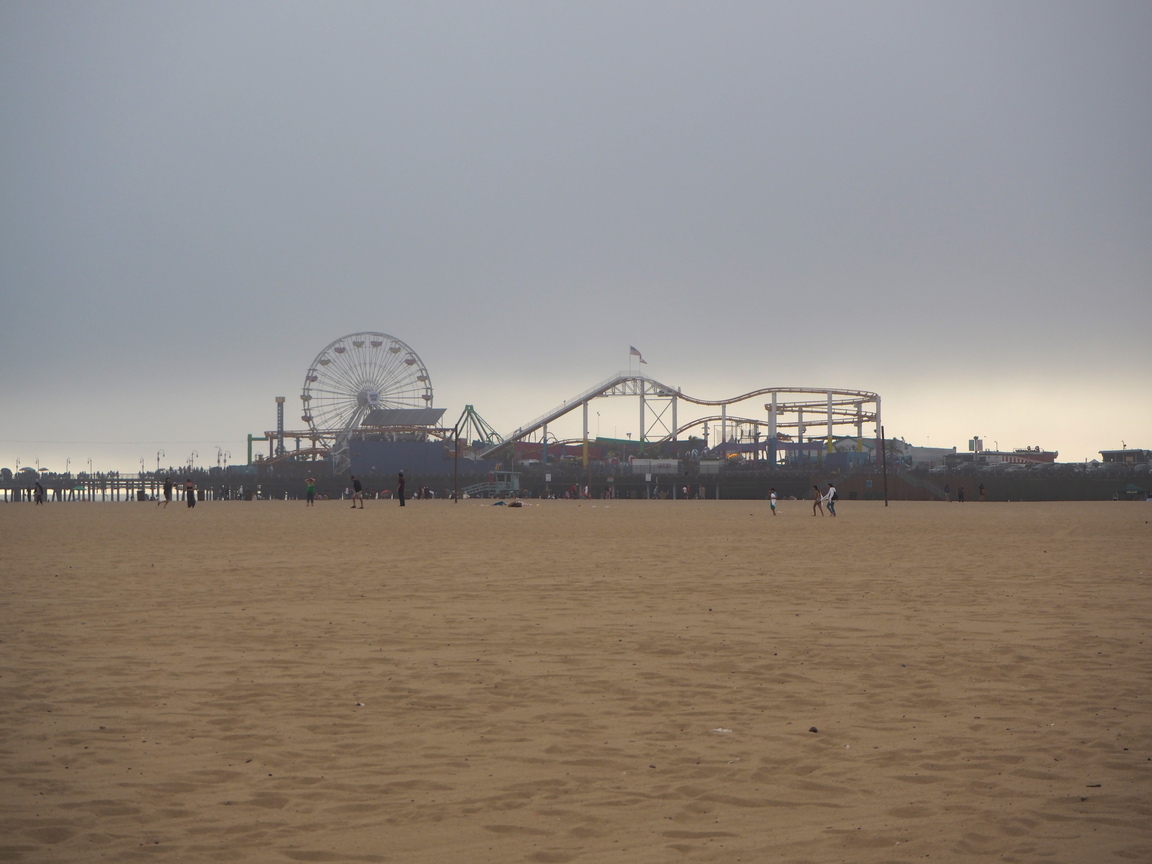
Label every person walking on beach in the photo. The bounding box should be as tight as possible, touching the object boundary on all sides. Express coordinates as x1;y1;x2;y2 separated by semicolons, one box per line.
397;471;406;507
769;487;777;516
979;482;986;502
158;477;173;508
350;475;363;509
957;483;966;503
305;475;316;507
184;478;196;508
34;481;44;505
825;483;838;517
943;483;951;502
812;485;824;516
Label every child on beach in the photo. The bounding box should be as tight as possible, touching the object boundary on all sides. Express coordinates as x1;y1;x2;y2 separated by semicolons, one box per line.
812;485;824;516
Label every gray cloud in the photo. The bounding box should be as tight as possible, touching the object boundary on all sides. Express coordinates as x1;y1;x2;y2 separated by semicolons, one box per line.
2;1;1149;469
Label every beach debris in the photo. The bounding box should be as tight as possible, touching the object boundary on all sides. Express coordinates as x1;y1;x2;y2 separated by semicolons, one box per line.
809;727;818;733
711;728;733;734
355;702;365;707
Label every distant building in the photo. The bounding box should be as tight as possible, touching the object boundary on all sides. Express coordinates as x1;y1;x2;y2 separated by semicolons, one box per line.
1100;448;1151;464
944;446;1058;468
989;446;1058;465
881;438;956;468
906;445;956;468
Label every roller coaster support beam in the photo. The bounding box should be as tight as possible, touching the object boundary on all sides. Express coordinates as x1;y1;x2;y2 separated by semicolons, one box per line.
768;392;778;466
247;434;269;466
582;404;589;468
828;391;835;453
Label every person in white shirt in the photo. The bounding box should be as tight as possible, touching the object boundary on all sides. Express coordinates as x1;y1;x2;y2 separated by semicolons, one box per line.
769;487;777;516
824;483;838;517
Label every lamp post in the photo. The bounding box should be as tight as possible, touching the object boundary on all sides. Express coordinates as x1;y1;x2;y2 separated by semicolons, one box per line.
188;450;198;471
157;450;165;473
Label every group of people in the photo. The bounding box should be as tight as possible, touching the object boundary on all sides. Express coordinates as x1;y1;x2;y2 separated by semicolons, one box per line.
156;476;197;508
943;483;986;502
340;472;407;509
765;483;839;516
809;483;838;516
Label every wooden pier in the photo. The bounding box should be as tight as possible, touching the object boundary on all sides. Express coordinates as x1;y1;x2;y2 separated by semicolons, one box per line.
1;474;218;503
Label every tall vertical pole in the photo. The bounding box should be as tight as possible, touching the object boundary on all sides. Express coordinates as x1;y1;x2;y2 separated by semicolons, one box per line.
881;425;889;507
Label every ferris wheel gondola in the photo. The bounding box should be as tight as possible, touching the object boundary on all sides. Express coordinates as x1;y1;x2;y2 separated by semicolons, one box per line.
300;332;433;439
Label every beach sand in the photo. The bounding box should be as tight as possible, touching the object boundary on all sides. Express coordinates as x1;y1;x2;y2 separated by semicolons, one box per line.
1;498;1149;863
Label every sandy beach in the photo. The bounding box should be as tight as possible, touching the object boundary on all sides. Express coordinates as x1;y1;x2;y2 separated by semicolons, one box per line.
1;498;1149;863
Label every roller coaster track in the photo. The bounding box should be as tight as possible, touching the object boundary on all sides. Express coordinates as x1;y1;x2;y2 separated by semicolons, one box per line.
480;372;879;458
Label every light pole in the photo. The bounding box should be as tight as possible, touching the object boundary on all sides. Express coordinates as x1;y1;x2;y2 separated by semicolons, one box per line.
223;451;230;469
157;450;165;472
188;450;198;471
66;457;71;475
217;447;223;468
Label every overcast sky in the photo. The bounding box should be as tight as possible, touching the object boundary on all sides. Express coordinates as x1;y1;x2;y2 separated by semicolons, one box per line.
2;1;1149;473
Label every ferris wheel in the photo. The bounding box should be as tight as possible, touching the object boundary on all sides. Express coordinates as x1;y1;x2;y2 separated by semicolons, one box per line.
300;332;433;439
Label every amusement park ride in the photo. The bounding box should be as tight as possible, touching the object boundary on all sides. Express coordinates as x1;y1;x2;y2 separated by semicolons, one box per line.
254;331;882;472
255;332;450;472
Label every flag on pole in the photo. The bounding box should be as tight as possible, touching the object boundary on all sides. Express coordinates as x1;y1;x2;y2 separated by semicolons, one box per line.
629;346;647;364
